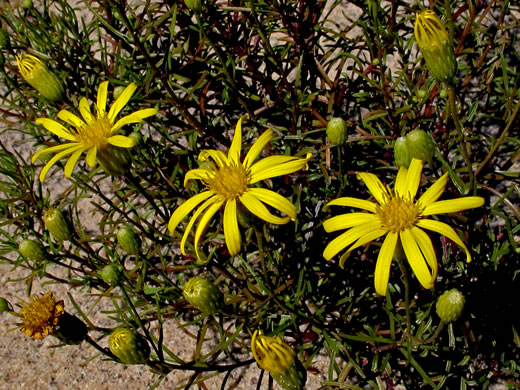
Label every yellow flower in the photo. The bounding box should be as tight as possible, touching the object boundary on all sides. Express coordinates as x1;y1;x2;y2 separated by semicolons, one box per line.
414;9;457;83
13;292;64;339
16;53;64;101
31;81;158;181
168;116;311;261
323;158;484;296
251;330;295;375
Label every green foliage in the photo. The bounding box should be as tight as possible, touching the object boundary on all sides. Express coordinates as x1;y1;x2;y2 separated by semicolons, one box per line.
0;0;519;388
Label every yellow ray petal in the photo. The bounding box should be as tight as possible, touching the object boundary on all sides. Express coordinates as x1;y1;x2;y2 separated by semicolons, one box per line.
39;144;84;182
343;227;387;260
35;118;77;142
323;221;382;261
57;109;87;130
400;229;435;289
410;226;437;282
86;146;97;167
416;219;472;262
417;172;448;208
394;165;408;197
97;81;109;118
111;108;158;133
323;212;379;232
194;200;224;261
78;97;94;124
240;191;291;225
248;154;311;184
168;191;214;233
179;195;218;256
228;115;246;165
403;158;423;200
64;148;86;177
108;83;137;123
198;149;229;168
31;142;80;163
422;197;484;216
374;232;398;296
357;172;388;205
223;198;241;256
107;135;136;148
243;129;274;169
247;187;296;220
184;168;214;186
323;197;378;213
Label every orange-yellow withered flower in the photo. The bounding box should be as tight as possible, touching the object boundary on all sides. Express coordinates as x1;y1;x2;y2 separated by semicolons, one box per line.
32;81;158;181
322;158;484;296
168;116;311;261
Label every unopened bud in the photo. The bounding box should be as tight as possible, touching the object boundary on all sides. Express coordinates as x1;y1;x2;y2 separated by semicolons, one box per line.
405;129;435;165
183;276;224;314
100;264;123;286
326;117;347;146
18;239;46;263
43;208;72;242
436;288;465;322
116;226;140;254
97;146;132;177
16;53;63;101
394;136;412;168
109;327;150;364
185;0;202;12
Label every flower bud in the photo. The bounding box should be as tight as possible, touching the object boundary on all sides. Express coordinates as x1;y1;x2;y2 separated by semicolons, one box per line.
18;239;46;263
16;53;64;101
414;9;457;83
185;0;202;12
97;146;131;177
116;226;141;254
394;136;412;168
43;208;72;242
113;85;126;100
100;264;123;286
436;288;465;322
183;276;224;314
34;145;52;164
109;327;150;364
405;129;435;166
326;117;347;146
0;297;10;313
251;330;307;390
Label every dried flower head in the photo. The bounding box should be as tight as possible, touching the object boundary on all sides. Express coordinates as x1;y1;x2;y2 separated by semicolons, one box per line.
14;292;64;339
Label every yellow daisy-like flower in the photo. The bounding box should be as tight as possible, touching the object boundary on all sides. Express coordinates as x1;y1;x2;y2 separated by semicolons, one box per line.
31;81;158;181
251;330;295;375
323;158;484;296
14;292;65;339
168;116;311;261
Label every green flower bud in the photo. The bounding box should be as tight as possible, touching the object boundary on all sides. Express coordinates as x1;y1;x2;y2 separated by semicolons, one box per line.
34;144;53;164
116;226;141;254
394;136;412;168
271;358;307;390
16;53;64;101
18;239;46;263
109;327;150;364
436;288;465;322
113;85;126;100
183;276;224;314
23;0;33;8
405;129;435;165
439;89;448;99
100;264;123;286
0;297;11;313
326;117;347;146
43;208;72;242
414;10;457;83
55;312;87;345
128;131;142;146
185;0;202;12
0;29;10;48
97;146;131;177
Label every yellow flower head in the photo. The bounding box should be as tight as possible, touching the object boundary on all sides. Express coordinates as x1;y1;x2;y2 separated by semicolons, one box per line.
168;116;311;261
323;159;484;296
13;292;65;339
414;9;457;83
16;53;64;101
31;81;158;181
251;330;295;375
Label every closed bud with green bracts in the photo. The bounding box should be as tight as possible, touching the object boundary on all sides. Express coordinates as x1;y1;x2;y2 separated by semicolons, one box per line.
55;312;87;345
251;330;307;390
183;276;224;314
0;297;10;313
394;136;412;168
414;9;457;84
16;53;63;101
436;288;465;322
34;145;52;164
116;226;141;254
100;264;123;286
326;117;347;146
0;29;10;48
43;208;72;242
185;0;201;12
109;327;150;364
97;146;131;177
406;129;435;166
18;239;46;263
